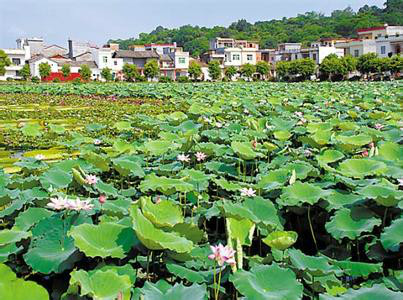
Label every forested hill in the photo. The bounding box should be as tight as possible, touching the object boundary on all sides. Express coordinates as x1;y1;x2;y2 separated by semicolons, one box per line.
109;0;403;56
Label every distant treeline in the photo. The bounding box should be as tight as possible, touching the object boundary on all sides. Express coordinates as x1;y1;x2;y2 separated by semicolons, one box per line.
109;0;403;56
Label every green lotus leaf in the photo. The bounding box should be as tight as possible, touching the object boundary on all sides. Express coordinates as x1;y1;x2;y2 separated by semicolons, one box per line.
130;207;193;253
274;130;292;141
262;231;297;251
141;282;207;300
13;207;54;231
257;169;289;190
358;184;403;207
48;124;65;134
231;141;257;160
40;167;72;189
214;177;242;191
21;123;42;137
231;264;303;300
0;264;49;300
95;181;119;197
171;223;206;244
331;260;382;277
336;134;372;147
378;142;403;162
69;222;137;259
83;152;110;172
317;150;345;165
139;173;194;195
320;284;403;300
311;129;332;145
68;269;132;300
0;243;22;263
226;217;255;246
166;263;208;283
324;191;363;211
141;197;183;227
144;140;179;156
167;111;188;124
0;229;31;246
279;181;325;206
284;161;316;180
112;157;144;178
24;214;88;274
114;121;133;131
381;217;403;252
325;207;381;240
337;159;387;179
289;249;338;276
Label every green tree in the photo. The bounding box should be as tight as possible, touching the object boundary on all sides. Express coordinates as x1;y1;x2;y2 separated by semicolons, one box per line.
357;53;378;77
39;62;51;79
276;61;291;81
341;55;357;75
240;63;256;81
389;55;403;77
61;64;71;78
207;60;221;81
289;58;316;80
224;66;237;81
0;50;11;76
256;61;270;80
79;64;92;81
122;63;138;82
101;67;113;82
188;61;202;81
319;54;346;81
19;64;31;81
144;59;160;80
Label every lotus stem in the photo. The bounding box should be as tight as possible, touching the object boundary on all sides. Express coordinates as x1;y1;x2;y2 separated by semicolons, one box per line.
308;206;318;252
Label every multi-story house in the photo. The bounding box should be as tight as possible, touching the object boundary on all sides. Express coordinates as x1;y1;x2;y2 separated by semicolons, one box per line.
202;37;260;68
0;47;31;80
376;34;403;58
335;25;403;58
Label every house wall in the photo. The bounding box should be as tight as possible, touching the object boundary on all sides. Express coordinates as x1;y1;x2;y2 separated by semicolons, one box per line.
174;52;189;69
30;58;59;78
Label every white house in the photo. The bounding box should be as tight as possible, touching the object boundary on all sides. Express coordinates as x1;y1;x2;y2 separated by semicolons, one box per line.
28;56;59;78
376;34;403;58
335;39;377;58
91;47;123;80
0;43;31;80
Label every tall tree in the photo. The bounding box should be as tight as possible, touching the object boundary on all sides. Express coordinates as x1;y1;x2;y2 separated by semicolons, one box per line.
20;64;31;81
224;66;237;81
256;61;270;79
61;64;71;78
144;59;160;80
0;50;11;76
101;67;113;82
207;60;221;81
79;64;92;81
188;61;202;81
39;63;51;79
122;63;138;82
240;63;256;81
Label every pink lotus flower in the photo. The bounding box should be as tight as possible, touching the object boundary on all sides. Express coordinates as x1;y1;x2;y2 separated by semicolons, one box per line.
304;149;313;157
374;124;384;130
362;150;369;157
177;154;190;163
208;244;236;266
195;152;207;162
47;196;68;210
67;199;94;211
240;188;256;197
295;111;303;118
397;179;403;187
216;122;223;128
251;140;257;149
93;139;102;145
85;175;98;185
99;195;107;204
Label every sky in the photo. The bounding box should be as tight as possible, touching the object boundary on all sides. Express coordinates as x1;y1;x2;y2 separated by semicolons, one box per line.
0;0;385;48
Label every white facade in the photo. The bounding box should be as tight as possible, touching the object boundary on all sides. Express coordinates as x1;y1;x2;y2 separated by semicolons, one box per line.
29;57;59;78
0;46;31;80
376;35;403;58
335;39;377;58
91;48;123;80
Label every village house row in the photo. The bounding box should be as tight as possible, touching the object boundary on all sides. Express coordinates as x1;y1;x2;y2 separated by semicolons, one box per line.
1;24;402;81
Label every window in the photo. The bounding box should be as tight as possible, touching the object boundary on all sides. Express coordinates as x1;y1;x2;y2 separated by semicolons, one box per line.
114;60;118;66
381;46;386;55
233;54;240;60
103;56;108;63
178;57;186;64
247;54;253;61
312;53;317;61
12;58;21;65
354;50;360;57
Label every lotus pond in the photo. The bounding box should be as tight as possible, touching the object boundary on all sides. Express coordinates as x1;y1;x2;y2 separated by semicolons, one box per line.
0;81;403;300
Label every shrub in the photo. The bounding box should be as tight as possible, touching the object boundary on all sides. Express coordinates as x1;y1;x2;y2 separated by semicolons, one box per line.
159;76;173;83
31;76;40;83
176;76;190;83
53;78;61;83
